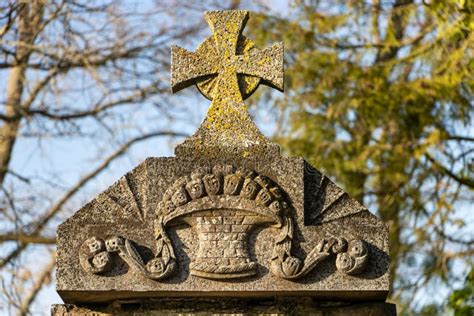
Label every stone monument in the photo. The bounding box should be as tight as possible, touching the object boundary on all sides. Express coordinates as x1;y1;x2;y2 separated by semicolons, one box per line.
52;10;395;315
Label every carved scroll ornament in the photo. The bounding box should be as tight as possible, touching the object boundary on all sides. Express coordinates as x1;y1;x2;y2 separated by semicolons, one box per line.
79;165;369;281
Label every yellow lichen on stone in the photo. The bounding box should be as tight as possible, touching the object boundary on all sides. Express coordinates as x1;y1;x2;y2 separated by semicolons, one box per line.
258;55;270;66
170;10;284;158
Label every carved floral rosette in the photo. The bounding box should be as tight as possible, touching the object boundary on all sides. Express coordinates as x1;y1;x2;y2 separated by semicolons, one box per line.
79;165;369;281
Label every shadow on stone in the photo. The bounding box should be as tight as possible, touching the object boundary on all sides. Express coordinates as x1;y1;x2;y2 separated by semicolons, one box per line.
166;225;191;284
363;242;390;280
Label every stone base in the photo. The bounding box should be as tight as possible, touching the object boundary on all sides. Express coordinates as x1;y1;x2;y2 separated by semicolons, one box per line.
52;298;396;315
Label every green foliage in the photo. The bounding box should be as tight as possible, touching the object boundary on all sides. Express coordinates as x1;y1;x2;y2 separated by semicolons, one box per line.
250;0;473;312
448;268;474;315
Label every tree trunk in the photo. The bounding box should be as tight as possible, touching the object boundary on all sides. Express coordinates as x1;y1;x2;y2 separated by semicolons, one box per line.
0;1;44;186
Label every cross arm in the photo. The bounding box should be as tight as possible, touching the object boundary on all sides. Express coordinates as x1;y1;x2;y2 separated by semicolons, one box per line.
235;42;284;92
170;45;219;93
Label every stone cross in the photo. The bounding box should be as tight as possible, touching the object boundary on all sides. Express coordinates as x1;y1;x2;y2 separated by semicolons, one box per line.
171;10;283;101
171;10;284;158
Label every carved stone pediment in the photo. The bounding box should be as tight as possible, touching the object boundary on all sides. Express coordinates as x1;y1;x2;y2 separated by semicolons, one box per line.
78;165;369;283
57;157;389;303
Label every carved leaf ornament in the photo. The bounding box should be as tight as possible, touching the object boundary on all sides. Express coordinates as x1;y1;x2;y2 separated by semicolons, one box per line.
79;165;369;281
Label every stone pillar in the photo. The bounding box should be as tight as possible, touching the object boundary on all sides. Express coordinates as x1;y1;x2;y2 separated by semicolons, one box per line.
53;299;396;315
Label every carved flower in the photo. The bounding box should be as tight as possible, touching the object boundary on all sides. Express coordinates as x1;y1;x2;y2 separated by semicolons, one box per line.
335;253;355;273
186;179;205;199
105;236;124;252
146;258;166;275
256;189;273;206
330;238;348;254
91;251;112;271
203;174;221;195
171;187;189;206
85;236;104;255
241;178;260;199
281;256;302;277
348;239;368;257
335;240;369;275
224;174;243;195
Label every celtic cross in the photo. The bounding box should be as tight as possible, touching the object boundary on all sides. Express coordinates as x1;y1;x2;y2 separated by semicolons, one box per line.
170;10;284;158
171;10;283;101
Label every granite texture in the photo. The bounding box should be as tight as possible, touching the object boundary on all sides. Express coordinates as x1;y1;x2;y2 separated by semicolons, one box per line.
55;9;391;308
51;299;396;315
57;156;389;303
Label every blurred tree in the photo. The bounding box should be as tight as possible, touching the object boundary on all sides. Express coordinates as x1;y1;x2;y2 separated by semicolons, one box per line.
249;0;473;313
0;0;240;314
448;267;474;315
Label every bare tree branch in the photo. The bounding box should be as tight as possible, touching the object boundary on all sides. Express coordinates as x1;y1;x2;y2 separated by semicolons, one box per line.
0;233;55;245
17;253;55;316
447;135;474;142
0;130;187;268
426;153;474;188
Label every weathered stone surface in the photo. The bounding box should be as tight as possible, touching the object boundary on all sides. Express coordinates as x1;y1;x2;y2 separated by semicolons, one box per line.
55;9;391;308
52;299;396;315
57;156;389;303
